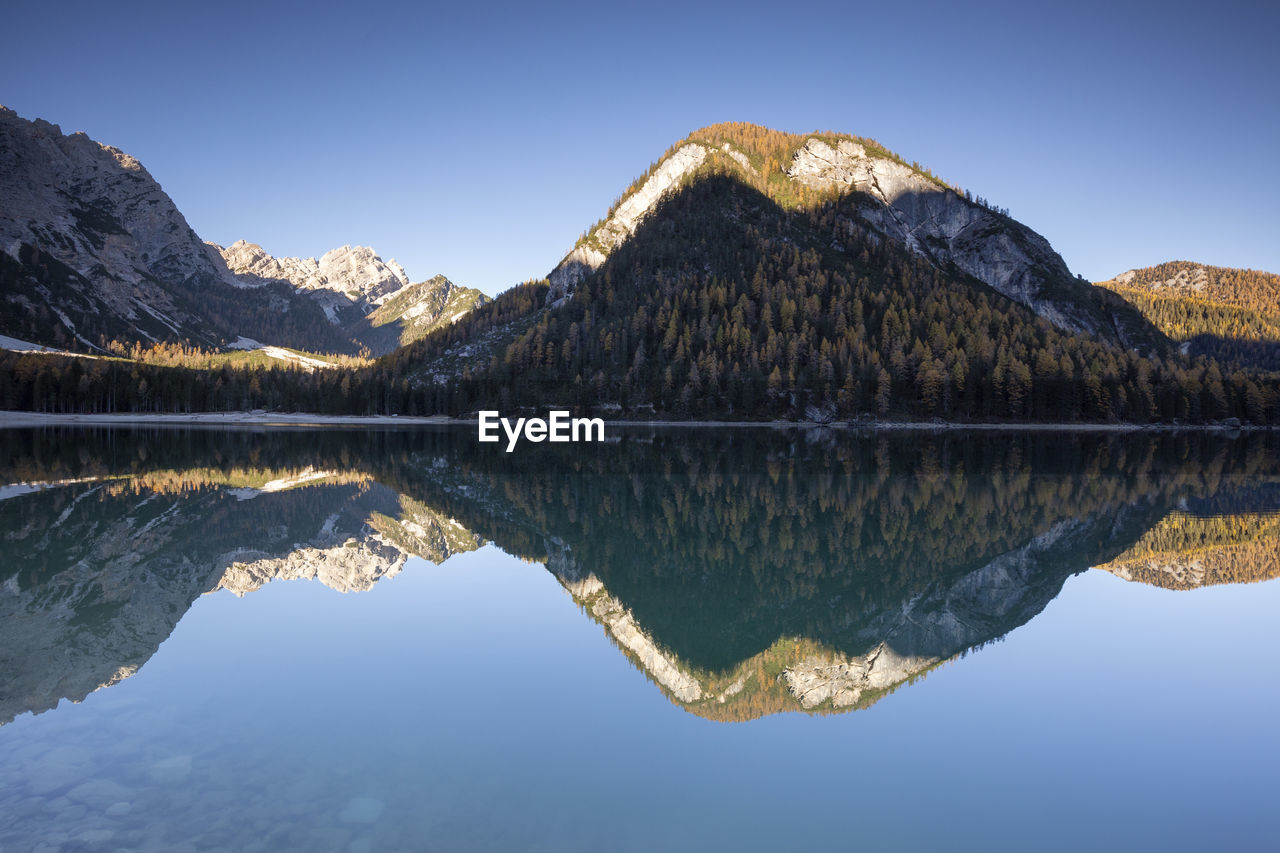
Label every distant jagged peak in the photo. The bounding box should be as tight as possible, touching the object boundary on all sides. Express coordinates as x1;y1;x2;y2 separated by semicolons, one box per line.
215;239;319;287
214;237;485;344
216;239;411;305
213;539;408;597
317;244;411;303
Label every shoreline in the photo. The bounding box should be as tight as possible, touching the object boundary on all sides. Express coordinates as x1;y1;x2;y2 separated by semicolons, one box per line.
0;412;456;428
0;410;1267;432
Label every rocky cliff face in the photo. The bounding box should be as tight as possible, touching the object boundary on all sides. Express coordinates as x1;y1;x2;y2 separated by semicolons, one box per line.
785;138;1160;346
0;106;239;349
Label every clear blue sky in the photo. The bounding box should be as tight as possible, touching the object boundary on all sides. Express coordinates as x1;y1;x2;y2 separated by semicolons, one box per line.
3;0;1276;295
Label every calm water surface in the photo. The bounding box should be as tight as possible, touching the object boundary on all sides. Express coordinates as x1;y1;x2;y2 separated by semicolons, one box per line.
1;426;1278;851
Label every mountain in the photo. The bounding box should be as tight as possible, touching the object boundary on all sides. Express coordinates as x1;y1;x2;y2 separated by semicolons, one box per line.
217;240;412;320
392;125;1277;424
394;430;1173;719
346;428;1280;719
1096;261;1280;371
0;105;242;350
550;511;1124;719
3;112;1275;422
216;240;488;352
367;274;490;347
0;107;483;357
548;125;1157;349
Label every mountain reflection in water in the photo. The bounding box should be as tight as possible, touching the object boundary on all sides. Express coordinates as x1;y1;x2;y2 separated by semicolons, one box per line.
2;426;1279;725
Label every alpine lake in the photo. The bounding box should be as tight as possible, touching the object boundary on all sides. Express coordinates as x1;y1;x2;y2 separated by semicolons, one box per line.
1;424;1278;852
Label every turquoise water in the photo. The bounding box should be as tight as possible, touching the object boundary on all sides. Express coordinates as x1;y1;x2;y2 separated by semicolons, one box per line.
1;427;1278;851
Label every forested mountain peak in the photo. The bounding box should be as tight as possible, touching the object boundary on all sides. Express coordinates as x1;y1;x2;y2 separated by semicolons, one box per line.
547;123;935;302
1097;261;1280;371
388;169;1272;423
1095;510;1280;590
1099;261;1280;305
545;122;1159;352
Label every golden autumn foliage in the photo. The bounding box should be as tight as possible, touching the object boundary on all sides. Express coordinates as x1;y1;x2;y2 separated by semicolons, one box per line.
1097;511;1280;589
1097;262;1280;370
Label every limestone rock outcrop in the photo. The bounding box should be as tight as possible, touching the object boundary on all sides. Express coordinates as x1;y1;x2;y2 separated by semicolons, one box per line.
785;138;1121;339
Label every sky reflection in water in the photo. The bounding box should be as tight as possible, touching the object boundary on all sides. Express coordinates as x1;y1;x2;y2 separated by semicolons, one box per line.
0;426;1277;851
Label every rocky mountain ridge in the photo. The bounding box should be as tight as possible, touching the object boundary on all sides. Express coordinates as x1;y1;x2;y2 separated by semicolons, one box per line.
217;241;410;314
547;142;712;302
0;107;483;356
1100;262;1280;301
216;239;488;350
